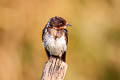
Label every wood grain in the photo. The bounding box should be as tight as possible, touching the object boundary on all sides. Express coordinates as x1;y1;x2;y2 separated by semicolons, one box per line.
41;57;68;80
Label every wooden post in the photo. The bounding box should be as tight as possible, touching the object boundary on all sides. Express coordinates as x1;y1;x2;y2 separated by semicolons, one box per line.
41;57;68;80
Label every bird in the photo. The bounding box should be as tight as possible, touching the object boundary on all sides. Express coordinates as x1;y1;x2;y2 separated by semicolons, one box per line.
42;16;71;62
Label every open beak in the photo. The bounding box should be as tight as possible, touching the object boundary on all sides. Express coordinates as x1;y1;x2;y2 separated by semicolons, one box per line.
66;24;72;27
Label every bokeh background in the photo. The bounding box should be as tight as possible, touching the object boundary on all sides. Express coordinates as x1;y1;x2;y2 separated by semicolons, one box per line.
0;0;120;80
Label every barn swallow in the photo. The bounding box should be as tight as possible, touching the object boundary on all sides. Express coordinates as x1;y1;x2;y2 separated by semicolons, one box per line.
42;16;71;62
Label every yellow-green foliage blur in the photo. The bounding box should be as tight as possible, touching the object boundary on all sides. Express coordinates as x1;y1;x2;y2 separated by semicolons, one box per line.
0;0;120;80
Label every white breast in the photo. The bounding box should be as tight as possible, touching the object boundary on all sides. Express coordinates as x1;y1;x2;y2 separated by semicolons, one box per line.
43;32;67;56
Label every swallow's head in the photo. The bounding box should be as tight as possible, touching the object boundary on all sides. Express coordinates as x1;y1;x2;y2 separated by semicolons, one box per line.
47;16;71;29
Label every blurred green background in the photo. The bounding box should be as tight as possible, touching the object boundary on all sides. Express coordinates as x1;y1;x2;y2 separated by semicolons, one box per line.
0;0;120;80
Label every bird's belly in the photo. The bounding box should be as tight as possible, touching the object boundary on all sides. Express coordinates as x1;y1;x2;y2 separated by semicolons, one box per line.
44;34;67;56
